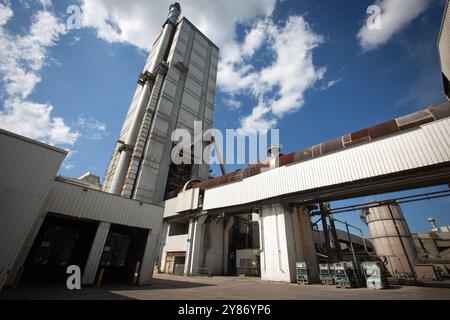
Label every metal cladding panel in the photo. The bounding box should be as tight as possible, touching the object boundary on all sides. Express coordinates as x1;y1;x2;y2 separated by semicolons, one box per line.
175;188;200;213
163;197;178;218
43;180;164;230
439;1;450;80
370;220;411;239
203;118;450;210
371;237;417;261
0;130;66;289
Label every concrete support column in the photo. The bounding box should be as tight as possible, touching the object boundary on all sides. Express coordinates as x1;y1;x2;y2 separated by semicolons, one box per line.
202;217;224;275
260;204;292;282
157;222;169;272
259;204;319;283
185;215;207;275
81;222;110;286
222;216;235;275
139;229;160;285
291;207;319;283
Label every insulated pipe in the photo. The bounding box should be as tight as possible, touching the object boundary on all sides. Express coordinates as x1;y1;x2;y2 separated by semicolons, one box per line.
109;3;181;195
147;3;181;73
211;136;226;175
109;82;151;194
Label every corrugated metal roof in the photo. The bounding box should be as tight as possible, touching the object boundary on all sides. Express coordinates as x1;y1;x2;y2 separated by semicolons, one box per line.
43;178;164;230
0;128;67;155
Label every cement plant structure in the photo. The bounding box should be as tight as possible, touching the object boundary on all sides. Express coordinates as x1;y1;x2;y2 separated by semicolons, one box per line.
0;2;450;293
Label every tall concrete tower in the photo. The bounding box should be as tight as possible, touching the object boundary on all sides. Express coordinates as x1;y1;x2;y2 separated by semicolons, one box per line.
103;3;219;204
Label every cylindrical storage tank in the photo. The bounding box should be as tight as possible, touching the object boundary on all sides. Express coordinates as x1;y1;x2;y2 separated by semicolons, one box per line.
362;202;417;279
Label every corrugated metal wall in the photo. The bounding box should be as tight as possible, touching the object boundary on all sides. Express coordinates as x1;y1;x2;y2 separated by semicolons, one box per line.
0;130;67;290
439;1;450;83
44;179;164;230
203;118;450;210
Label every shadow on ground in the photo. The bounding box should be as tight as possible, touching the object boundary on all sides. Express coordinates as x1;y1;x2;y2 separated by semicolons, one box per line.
0;277;215;300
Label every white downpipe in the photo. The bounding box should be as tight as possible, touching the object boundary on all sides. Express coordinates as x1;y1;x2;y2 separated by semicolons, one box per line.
185;218;195;276
274;205;285;274
259;212;266;274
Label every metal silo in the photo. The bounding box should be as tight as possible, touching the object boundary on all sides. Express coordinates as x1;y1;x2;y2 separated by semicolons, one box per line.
362;202;417;279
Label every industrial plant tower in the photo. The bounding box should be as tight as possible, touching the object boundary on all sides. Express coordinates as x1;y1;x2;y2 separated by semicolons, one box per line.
103;3;219;204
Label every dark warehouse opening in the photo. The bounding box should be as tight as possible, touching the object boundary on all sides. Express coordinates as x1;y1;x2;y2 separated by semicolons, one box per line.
21;213;99;286
96;224;149;284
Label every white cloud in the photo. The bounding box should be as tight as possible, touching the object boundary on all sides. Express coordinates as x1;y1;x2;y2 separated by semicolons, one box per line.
61;150;77;171
78;1;323;135
218;16;325;133
223;97;242;110
258;16;325;116
238;101;277;134
39;0;52;8
0;3;12;25
80;0;277;50
357;0;430;51
77;116;109;140
321;77;343;91
0;99;79;145
0;10;66;98
0;3;79;146
242;20;267;57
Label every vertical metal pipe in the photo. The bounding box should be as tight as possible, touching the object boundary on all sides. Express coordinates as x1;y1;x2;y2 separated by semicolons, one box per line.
345;221;358;266
148;24;174;73
148;3;181;73
109;82;150;195
211;136;226;175
274;205;285;273
319;203;333;263
259;211;267;274
329;213;342;261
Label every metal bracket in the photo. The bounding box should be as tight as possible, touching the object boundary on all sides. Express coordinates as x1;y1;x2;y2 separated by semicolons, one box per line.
174;61;189;74
137;71;156;86
118;142;134;153
154;62;169;76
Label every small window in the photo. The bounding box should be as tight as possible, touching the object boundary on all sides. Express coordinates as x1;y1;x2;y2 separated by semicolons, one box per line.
169;222;189;236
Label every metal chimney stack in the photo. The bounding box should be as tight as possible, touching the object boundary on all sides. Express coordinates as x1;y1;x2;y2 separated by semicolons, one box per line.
428;217;439;232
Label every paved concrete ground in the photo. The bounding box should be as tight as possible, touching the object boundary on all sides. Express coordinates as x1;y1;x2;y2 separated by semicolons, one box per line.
1;273;450;300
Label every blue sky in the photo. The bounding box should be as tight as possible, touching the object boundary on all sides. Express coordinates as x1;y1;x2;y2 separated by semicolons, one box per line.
0;0;448;234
